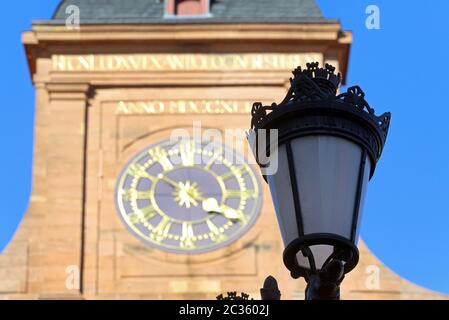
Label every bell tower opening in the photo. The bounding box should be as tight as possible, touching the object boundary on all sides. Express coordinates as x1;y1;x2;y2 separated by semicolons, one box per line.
165;0;210;17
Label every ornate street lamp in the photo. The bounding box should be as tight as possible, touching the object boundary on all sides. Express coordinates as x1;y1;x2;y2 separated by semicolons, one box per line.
248;62;391;299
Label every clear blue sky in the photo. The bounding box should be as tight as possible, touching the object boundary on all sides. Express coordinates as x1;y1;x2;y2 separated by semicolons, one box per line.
1;0;448;295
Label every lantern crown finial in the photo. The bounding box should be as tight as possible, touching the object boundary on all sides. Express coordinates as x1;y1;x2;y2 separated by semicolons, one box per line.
251;62;391;153
293;62;342;95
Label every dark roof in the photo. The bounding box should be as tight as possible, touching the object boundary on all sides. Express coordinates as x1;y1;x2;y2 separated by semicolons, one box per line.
40;0;329;25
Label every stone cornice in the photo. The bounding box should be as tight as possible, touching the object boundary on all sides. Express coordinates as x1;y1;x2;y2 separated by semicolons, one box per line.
27;23;350;42
22;22;351;89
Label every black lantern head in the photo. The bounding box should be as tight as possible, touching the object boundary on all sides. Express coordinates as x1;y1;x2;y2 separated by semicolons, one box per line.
249;62;390;281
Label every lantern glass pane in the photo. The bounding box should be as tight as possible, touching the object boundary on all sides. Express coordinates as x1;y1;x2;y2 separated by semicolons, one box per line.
354;156;371;243
291;135;362;240
267;144;298;246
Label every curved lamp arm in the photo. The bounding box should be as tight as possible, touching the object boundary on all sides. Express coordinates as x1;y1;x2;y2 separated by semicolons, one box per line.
305;260;345;300
260;260;345;300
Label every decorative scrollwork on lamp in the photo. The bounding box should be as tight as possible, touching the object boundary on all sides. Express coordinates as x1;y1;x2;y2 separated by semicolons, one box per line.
250;62;391;143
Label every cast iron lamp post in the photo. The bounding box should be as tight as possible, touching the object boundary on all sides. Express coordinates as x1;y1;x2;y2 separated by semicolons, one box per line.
248;62;391;300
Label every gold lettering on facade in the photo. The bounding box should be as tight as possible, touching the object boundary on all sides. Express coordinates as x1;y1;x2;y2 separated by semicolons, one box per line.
52;53;320;72
116;100;254;115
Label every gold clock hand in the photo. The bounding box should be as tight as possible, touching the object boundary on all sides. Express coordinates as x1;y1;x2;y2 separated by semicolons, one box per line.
179;190;196;208
158;174;197;208
202;197;245;222
220;205;247;222
157;173;179;190
202;197;219;212
221;207;241;220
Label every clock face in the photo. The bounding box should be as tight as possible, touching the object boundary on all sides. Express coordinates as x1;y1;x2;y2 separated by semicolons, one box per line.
115;138;263;254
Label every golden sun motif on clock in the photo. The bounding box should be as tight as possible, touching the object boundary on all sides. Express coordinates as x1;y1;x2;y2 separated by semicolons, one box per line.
115;138;263;254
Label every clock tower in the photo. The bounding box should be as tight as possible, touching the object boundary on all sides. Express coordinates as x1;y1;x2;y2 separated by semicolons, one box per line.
0;0;444;299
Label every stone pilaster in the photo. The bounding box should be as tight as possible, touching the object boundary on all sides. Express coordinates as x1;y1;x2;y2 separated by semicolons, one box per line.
0;83;90;299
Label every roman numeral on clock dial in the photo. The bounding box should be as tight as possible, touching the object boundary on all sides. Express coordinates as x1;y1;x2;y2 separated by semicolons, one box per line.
152;216;172;242
179;140;196;166
127;164;155;181
127;206;157;224
121;189;152;201
149;146;174;171
180;222;195;248
206;219;227;242
140;205;157;219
